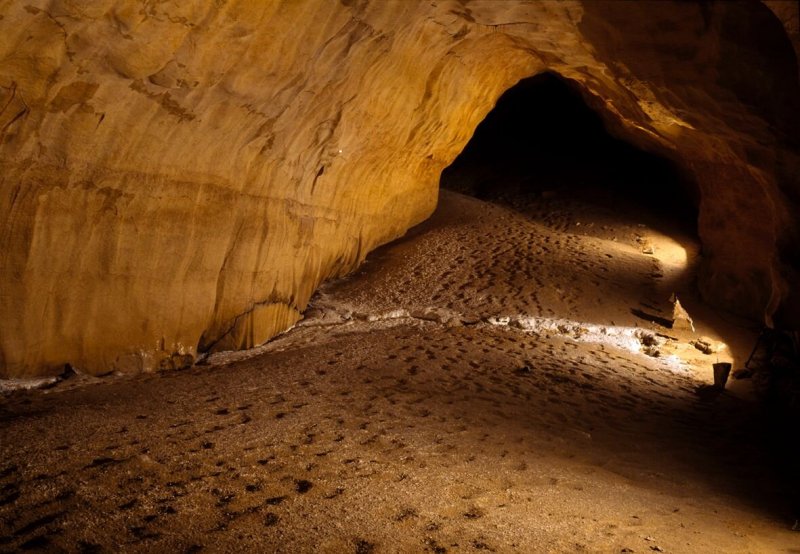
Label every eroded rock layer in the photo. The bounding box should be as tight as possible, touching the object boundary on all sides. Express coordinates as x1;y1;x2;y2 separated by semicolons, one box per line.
1;0;798;377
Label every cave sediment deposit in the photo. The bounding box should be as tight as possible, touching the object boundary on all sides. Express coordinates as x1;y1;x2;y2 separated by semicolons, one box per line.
1;1;799;552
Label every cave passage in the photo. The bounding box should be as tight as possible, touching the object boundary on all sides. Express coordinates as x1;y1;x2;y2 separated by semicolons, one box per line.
441;72;699;233
0;70;795;552
430;71;797;523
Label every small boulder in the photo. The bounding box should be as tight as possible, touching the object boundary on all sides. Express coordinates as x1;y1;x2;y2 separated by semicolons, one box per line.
692;337;716;355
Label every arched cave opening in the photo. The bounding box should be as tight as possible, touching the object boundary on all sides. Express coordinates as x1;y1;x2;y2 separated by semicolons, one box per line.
432;72;797;518
437;70;711;346
441;72;699;237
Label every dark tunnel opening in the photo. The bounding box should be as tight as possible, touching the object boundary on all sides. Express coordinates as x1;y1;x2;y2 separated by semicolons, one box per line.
440;72;699;234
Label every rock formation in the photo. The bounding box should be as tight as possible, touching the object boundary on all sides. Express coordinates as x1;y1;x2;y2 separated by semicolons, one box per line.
671;296;695;333
1;0;798;377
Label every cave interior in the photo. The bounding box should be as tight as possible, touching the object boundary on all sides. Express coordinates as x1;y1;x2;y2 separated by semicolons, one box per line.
1;2;800;552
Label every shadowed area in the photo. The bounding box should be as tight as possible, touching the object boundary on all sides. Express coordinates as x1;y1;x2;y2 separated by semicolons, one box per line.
441;72;699;229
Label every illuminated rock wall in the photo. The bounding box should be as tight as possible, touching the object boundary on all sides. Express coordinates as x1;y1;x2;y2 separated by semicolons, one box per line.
1;0;797;376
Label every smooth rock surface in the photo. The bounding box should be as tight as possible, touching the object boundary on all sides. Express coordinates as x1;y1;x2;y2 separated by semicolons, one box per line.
1;0;798;376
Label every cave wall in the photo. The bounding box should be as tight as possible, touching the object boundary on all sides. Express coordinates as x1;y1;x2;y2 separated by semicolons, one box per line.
1;0;798;377
765;0;800;77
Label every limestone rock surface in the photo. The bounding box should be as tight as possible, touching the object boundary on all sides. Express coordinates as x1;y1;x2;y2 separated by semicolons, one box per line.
1;0;798;377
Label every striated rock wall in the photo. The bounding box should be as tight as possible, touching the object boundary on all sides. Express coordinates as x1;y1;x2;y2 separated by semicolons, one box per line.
1;0;798;377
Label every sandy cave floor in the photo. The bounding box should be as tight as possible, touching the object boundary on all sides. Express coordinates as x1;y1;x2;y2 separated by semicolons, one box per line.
1;189;798;553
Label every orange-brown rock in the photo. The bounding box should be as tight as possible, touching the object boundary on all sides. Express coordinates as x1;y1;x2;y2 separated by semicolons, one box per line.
1;0;798;377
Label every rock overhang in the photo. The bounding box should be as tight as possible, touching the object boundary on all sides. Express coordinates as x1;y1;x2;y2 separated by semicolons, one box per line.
0;0;797;377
